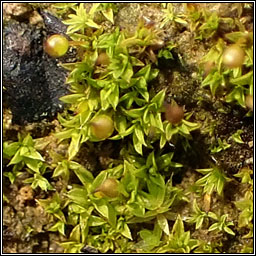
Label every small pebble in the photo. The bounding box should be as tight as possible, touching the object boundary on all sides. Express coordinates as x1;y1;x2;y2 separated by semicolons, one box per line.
244;157;253;165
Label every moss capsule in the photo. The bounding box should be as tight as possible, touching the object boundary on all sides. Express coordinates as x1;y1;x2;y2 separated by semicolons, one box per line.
164;103;184;124
222;44;245;68
203;61;215;77
245;94;253;111
94;178;119;198
96;52;110;66
90;115;114;140
44;34;69;58
150;40;165;51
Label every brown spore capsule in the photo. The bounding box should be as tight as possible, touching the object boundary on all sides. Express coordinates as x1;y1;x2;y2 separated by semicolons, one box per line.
222;44;245;69
96;52;110;66
245;94;253;111
203;61;215;77
164;103;184;124
150;40;165;51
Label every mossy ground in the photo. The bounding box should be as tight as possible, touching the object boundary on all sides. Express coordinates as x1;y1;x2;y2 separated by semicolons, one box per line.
3;3;253;253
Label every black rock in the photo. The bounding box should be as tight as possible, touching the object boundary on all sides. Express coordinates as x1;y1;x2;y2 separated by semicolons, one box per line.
81;245;99;254
3;12;70;124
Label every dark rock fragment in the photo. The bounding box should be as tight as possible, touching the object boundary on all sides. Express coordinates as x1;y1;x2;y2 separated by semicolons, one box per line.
3;12;70;124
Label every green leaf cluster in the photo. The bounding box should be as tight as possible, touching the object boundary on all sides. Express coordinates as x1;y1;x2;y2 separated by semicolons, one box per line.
185;5;233;40
36;148;187;253
34;8;204;252
160;3;187;28
234;192;253;230
195;11;220;40
234;167;253;185
186;200;235;236
195;166;231;196
55;14;201;158
156;215;199;253
133;215;200;253
208;212;235;236
60;3;117;33
186;199;208;229
200;33;253;108
3;134;53;191
233;168;253;236
231;129;244;144
210;137;231;153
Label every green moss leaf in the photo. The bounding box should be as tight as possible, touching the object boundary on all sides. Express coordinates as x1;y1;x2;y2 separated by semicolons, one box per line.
157;214;170;235
93;198;116;227
48;221;66;236
133;132;143;155
122;223;133;240
151;90;166;109
60;94;85;104
108;83;119;110
68;133;82;160
68;187;89;208
24;158;41;173
135;125;147;146
3;142;20;157
91;171;108;193
69;161;94;185
8;150;23;165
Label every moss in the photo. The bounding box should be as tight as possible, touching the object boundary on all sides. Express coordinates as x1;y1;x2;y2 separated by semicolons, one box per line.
3;3;253;253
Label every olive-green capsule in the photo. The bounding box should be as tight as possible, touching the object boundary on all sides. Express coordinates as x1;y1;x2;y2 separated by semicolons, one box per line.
96;52;110;66
94;178;119;198
222;44;245;69
44;34;69;58
90;115;114;140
